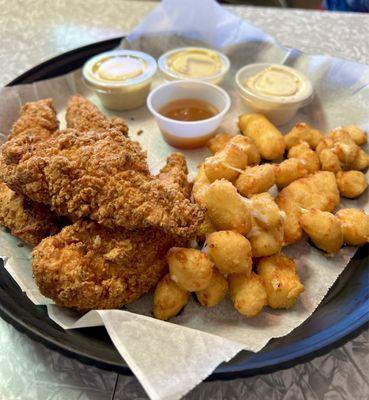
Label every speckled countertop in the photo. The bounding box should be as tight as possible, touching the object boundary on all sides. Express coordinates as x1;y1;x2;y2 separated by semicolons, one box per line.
0;1;368;399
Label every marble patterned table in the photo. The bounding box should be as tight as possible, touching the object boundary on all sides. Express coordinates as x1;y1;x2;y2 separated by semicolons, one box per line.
0;1;368;398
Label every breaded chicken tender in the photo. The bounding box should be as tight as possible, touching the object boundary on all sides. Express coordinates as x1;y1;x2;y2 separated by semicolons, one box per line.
8;98;59;142
275;158;308;189
33;220;180;311
66;95;128;136
287;142;320;173
198;179;252;235
196;269;228;308
246;193;285;257
257;254;304;309
0;181;58;246
300;209;343;253
207;133;232;154
336;208;369;245
238;113;285;161
276;171;340;245
229;272;267;317
235;164;275;197
207;231;252;275
0;129;204;238
336;170;368;198
153;273;190;321
284;122;323;150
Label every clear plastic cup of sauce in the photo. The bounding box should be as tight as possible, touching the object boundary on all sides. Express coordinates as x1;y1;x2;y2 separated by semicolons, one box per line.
82;50;157;111
147;80;231;149
158;47;230;85
235;63;313;125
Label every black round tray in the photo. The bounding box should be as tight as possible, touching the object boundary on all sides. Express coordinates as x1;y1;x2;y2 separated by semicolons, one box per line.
1;37;368;379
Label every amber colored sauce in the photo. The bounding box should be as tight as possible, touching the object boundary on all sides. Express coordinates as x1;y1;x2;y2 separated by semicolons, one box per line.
159;98;218;121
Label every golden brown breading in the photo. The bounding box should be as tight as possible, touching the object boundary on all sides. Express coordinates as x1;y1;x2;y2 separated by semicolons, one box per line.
0;129;204;238
0;181;58;246
158;153;191;198
8;98;58;142
276;171;340;245
32;220;183;311
66;95;128;136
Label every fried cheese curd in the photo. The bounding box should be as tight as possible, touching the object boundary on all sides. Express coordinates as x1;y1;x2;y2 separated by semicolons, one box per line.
238;113;285;161
235;164;275;197
287;142;320;174
284;122;323;150
257;254;304;309
195;269;228;308
246;193;285;257
300;209;343;253
336;170;368;198
336;208;369;246
228;272;267;317
276;171;340;245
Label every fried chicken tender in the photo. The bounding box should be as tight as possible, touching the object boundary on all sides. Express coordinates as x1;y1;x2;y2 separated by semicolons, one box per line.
336;208;369;245
276;171;340;245
284;122;323;150
0;181;58;246
0;99;60;245
0;129;204;238
257;254;304;309
300;209;343;253
8;98;59;142
33;220;180;311
66;95;128;136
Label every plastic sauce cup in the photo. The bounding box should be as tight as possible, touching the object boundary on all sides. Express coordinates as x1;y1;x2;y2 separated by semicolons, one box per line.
147;80;231;149
235;63;313;125
82;50;157;111
158;47;230;85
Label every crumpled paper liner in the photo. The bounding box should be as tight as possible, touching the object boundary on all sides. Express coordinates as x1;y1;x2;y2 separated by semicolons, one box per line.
0;0;368;399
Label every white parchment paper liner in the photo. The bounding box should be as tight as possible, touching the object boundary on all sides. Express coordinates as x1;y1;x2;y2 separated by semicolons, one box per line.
0;0;368;399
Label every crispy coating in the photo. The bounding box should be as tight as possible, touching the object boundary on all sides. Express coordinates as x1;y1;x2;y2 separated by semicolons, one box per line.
198;179;252;235
327;128;359;165
8;99;59;142
207;133;232;154
336;208;369;246
284;123;323;150
158;153;191;198
230;135;261;166
300;209;343;253
153;273;189;320
192;164;210;203
238;113;285;161
0;181;58;246
275;158;308;189
33;220;180;311
287;142;320;174
66;95;128;136
195;269;228;308
276;171;340;245
167;247;214;292
0;129;204;238
257;254;304;309
196;213;216;241
235;164;275;197
207;231;252;275
348;148;369;171
336;170;368;198
229;272;267;317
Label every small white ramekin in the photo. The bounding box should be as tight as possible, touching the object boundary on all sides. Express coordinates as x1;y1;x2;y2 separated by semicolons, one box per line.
235;63;313;125
82;50;157;111
158;47;230;85
147;80;231;149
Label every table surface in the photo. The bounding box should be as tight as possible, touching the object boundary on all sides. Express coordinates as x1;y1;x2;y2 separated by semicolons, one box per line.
0;1;368;399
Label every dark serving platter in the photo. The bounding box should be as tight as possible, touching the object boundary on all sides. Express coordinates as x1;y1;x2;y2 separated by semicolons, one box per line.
0;37;368;379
